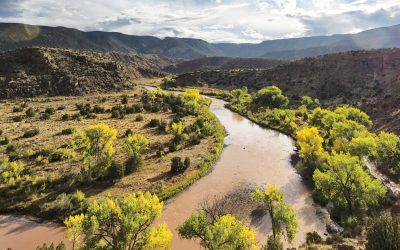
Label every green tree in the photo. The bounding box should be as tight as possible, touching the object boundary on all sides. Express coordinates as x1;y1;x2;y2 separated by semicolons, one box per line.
366;214;400;250
75;123;117;183
253;86;289;108
313;152;386;215
178;211;258;250
125;134;149;173
375;131;400;175
252;184;299;243
65;192;172;250
334;106;372;127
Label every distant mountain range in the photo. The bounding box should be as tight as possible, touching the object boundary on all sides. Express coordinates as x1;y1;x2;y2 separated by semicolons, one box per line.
1;23;400;60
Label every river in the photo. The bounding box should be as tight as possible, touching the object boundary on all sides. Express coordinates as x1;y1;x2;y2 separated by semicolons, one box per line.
0;94;326;250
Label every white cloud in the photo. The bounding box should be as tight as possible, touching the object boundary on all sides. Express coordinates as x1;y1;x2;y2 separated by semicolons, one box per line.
0;0;399;43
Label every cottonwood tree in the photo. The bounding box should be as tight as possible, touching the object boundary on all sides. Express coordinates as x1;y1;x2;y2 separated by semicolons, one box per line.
64;213;84;250
313;152;386;215
252;184;299;245
75;123;117;183
178;211;258;250
253;86;289;108
124;134;149;173
65;192;172;250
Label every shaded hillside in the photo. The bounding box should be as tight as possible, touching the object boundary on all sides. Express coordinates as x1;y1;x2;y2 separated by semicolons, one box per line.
174;49;400;134
163;57;283;74
1;22;400;60
0;47;170;98
0;23;222;59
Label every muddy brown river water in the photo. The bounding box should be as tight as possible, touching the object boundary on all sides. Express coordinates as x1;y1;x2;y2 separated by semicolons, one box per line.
0;94;326;250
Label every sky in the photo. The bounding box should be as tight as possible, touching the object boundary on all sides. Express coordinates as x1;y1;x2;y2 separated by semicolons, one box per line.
1;0;400;43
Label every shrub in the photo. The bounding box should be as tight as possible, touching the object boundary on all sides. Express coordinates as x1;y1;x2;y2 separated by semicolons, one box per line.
36;242;66;250
44;107;56;115
57;105;66;110
366;214;400;250
61;127;77;135
158;120;168;132
71;190;86;204
169;143;178;152
92;105;105;114
264;235;283;250
156;149;165;158
13;115;23;122
6;143;19;153
135;114;144;121
72;113;82;121
107;162;125;180
170;157;189;174
254;86;289;108
40;112;52;120
25;107;37;117
306;231;323;245
125;155;143;174
49;148;76;162
13;106;23;112
0;136;9;145
148;119;160;128
86;113;97;119
184;157;191;169
121;95;128;104
22;149;35;158
61;114;70;121
23;129;39;138
125;129;133;137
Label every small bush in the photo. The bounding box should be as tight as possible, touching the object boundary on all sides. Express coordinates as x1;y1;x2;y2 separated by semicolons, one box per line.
57;105;66;110
40;112;51;120
92;105;105;114
13;116;23;122
0;136;9;145
125;155;143;174
156;149;165;158
71;190;85;204
44;107;56;115
6;143;19;153
49;148;76;162
13;106;23;112
125;129;133;137
86;113;97;119
25;107;37;117
169;143;178;152
36;242;66;250
264;235;283;250
135;114;144;121
23;129;39;138
61;127;77;135
306;231;323;245
22;149;35;158
170;157;189;174
148;119;160;128
61;114;70;121
158;120;168;132
107;162;125;180
72;113;82;121
184;157;191;169
121;95;128;104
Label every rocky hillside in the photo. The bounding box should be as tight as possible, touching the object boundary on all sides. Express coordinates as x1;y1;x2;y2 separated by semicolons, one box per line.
0;47;172;98
163;57;283;74
1;22;400;60
174;49;400;134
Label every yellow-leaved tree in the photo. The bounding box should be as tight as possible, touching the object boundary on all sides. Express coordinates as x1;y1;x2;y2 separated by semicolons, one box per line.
75;123;117;183
64;192;172;250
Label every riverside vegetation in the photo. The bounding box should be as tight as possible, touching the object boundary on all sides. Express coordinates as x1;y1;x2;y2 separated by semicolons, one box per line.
0;87;224;223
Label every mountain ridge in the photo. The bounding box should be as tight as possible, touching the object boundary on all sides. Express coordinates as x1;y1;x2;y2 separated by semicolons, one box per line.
1;22;400;60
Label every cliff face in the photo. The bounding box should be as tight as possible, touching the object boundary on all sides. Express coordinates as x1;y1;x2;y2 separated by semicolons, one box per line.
174;49;400;134
0;47;171;98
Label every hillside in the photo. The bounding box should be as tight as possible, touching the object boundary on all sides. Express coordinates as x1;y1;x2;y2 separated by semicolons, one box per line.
1;22;400;60
174;49;400;134
163;57;283;74
0;23;222;59
0;47;171;98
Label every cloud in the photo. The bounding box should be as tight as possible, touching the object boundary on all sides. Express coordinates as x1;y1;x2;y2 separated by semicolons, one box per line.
0;0;399;43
